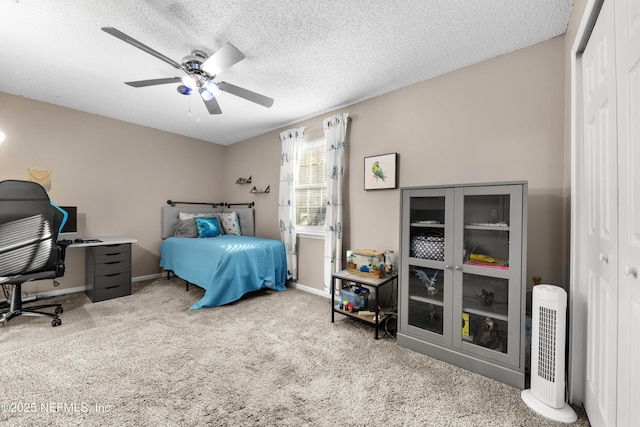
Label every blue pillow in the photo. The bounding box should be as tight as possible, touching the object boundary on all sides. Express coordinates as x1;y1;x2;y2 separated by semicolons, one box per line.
194;217;222;238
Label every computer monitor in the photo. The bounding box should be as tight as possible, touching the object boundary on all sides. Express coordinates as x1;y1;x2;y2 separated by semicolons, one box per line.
59;206;77;234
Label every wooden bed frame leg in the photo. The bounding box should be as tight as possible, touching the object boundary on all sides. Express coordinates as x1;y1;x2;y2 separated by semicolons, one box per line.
185;281;189;291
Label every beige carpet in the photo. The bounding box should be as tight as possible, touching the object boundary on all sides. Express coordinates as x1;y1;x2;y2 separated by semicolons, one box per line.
0;278;590;426
1;291;96;354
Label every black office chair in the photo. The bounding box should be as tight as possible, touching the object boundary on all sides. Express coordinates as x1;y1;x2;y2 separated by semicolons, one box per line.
0;180;69;327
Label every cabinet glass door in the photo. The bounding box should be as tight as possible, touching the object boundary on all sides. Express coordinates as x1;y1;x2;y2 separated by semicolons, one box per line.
401;189;454;342
407;266;445;334
454;187;523;367
463;193;511;269
461;273;509;353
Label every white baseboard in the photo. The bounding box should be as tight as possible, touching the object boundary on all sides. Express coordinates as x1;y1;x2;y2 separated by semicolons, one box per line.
289;281;331;299
20;275;326;301
133;273;163;282
31;285;87;299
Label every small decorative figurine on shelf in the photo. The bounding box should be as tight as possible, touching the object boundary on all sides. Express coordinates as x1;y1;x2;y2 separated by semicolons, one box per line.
473;317;503;351
475;289;495;307
414;268;438;295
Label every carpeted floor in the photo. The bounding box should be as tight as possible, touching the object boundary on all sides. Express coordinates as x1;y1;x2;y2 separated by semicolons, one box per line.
0;291;96;353
0;278;590;426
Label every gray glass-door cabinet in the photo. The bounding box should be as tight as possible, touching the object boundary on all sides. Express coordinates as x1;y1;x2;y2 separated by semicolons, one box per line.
397;182;527;388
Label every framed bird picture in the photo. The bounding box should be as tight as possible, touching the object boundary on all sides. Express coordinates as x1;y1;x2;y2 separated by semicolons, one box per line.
364;152;397;190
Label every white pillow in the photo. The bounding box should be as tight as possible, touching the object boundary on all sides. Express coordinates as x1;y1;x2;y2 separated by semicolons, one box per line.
179;212;219;220
219;212;241;235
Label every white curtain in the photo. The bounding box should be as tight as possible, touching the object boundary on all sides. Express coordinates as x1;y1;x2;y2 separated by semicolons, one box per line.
323;113;349;293
278;127;305;280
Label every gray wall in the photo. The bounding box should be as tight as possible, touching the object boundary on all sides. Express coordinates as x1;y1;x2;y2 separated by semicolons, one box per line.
223;36;568;293
1;33;568;297
0;93;225;294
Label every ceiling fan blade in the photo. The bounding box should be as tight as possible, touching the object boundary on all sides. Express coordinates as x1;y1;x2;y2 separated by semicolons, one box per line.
217;81;274;108
202;43;245;75
125;77;182;87
199;89;223;114
102;27;181;70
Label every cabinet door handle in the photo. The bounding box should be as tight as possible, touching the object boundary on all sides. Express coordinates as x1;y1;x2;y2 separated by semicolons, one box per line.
454;265;462;271
599;253;609;263
624;266;638;278
445;264;453;270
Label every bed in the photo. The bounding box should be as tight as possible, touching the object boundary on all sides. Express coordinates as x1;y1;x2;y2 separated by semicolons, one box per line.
159;203;287;309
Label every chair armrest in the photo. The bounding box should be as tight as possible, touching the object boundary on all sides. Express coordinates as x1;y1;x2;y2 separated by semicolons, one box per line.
55;240;71;277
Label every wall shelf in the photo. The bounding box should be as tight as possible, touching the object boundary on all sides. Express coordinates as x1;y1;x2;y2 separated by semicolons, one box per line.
250;185;270;194
236;176;252;184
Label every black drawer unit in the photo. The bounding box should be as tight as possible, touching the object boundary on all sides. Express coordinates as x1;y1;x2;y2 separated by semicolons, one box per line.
85;243;132;302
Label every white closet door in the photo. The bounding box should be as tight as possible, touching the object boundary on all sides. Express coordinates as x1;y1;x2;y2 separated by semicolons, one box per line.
581;1;618;425
615;0;640;424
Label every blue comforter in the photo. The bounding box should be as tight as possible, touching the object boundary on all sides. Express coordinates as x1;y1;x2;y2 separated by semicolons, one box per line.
160;235;287;309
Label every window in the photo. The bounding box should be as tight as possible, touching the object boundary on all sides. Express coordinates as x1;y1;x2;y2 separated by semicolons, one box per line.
295;138;326;235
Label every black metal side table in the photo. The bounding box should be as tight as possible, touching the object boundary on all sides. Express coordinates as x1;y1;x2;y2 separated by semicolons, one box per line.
331;269;398;339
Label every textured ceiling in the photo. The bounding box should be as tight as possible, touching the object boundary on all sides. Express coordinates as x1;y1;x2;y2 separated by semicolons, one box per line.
0;0;572;145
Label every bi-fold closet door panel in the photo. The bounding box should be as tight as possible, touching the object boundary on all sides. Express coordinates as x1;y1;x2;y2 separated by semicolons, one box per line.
614;0;640;425
581;1;618;425
579;0;640;425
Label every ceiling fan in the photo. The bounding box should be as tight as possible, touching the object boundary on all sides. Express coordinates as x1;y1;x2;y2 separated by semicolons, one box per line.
101;27;274;115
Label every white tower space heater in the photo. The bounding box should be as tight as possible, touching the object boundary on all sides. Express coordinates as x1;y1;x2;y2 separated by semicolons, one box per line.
521;285;577;424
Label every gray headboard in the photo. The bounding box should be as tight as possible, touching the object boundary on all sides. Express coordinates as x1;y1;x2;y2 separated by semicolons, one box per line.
161;206;255;239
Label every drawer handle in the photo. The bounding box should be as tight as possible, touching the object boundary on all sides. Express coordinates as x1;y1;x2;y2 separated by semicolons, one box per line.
105;273;122;277
105;285;120;290
105;261;121;265
105;253;122;257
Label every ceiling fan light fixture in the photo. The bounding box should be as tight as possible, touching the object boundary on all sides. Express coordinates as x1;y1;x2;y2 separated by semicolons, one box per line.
181;76;196;89
200;89;215;101
206;81;221;95
177;85;192;95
